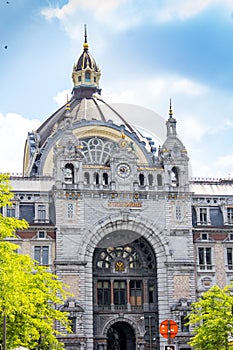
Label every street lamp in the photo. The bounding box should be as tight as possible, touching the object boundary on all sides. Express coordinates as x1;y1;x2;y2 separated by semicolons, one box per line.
3;311;6;350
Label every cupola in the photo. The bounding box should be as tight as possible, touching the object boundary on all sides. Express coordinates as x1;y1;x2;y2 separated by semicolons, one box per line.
72;25;101;97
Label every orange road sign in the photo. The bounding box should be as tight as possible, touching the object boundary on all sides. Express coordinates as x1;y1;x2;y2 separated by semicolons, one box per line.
160;319;178;339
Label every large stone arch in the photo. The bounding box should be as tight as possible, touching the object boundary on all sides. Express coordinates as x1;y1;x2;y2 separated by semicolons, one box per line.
79;211;171;327
102;316;142;338
80;211;170;266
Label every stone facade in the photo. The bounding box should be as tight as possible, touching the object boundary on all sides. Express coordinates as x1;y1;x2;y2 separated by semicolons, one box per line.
3;35;233;350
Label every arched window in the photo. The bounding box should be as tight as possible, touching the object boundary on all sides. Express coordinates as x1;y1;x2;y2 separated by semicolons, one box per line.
84;172;90;185
94;172;99;185
139;174;145;186
157;174;162;186
103;173;108;185
171;167;179;187
81;137;114;165
64;163;74;184
85;71;91;82
148;174;153;186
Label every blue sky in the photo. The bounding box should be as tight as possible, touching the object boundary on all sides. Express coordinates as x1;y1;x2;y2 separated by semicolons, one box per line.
1;0;233;178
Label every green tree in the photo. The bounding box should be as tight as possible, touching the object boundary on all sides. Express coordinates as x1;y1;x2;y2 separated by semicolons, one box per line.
0;174;71;349
188;285;233;350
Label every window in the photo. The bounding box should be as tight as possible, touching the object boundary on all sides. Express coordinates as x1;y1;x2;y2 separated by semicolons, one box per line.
34;246;49;265
67;203;74;219
6;204;16;217
139;173;145;186
148;174;153;186
85;71;91;82
38;231;46;239
114;281;126;305
38;205;46;222
96;246;142;270
181;315;189;332
94;172;99;185
130;280;142;306
227;248;233;270
201;233;208;240
171;167;179;187
64;164;74;184
68;316;76;333
84;172;90;185
227;208;233;224
157;174;162;186
198;247;212;270
200;208;207;224
148;285;154;303
103;173;108;185
97;281;111;306
175;205;182;221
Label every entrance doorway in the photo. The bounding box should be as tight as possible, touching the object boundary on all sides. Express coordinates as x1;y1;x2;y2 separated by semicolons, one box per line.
107;321;135;350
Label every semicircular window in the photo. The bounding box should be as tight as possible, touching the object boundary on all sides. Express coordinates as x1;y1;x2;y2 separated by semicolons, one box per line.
81;137;114;165
94;237;156;271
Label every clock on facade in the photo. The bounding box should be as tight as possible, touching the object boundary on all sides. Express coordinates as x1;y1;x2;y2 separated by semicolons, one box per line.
116;163;131;178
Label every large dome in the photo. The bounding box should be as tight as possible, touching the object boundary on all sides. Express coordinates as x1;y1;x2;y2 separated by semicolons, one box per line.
22;30;172;177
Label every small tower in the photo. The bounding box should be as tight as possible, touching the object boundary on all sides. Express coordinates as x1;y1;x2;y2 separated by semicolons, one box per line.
72;25;101;98
166;99;177;136
161;100;189;191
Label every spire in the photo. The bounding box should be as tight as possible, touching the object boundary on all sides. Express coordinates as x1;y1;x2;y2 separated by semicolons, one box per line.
169;98;173;118
166;98;177;136
83;24;89;51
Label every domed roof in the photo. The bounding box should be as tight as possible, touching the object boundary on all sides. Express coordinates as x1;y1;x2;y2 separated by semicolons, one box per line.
75;45;99;72
23;28;168;177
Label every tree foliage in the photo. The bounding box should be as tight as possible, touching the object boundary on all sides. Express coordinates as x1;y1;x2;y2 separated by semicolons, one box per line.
0;174;71;349
188;285;233;350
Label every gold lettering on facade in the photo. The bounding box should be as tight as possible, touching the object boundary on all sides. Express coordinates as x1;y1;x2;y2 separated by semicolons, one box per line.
108;201;142;208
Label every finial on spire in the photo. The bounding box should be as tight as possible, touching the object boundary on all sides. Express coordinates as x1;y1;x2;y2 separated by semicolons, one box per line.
83;24;89;51
169;98;173;118
66;94;70;111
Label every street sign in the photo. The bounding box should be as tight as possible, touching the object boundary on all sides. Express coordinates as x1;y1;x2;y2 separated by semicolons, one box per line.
164;345;176;350
160;319;178;339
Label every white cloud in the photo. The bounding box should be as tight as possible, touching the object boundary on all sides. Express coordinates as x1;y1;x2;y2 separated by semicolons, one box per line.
41;0;233;34
41;0;136;32
41;0;127;21
53;90;72;107
216;153;233;173
0;113;40;174
154;0;216;22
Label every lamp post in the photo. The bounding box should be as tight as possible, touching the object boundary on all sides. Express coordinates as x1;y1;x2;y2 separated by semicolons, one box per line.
3;312;6;350
149;315;152;350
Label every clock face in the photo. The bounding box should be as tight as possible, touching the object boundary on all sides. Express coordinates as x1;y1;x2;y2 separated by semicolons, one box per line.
117;163;131;178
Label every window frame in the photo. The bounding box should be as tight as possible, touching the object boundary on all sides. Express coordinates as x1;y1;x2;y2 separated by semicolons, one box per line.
198;246;213;270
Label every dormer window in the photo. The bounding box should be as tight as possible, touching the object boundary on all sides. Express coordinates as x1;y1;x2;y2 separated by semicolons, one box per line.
201;233;208;241
38;231;46;239
227;208;233;224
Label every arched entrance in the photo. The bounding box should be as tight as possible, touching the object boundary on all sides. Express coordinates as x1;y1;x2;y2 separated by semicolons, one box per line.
107;321;135;350
93;234;160;349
